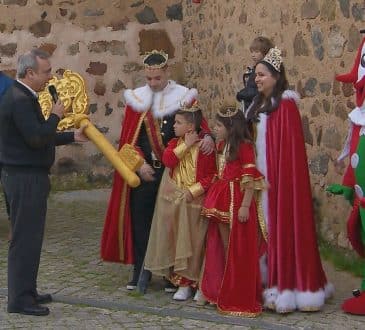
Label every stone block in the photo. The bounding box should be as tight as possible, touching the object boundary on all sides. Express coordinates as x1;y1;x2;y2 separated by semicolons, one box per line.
338;0;350;18
139;29;175;59
301;0;320;19
294;32;309;56
29;20;51;37
104;102;113;116
302;115;314;146
86;62;107;76
84;9;104;17
0;43;17;57
112;80;126;93
94;81;106;95
3;0;27;5
135;6;158;24
67;42;79;56
39;43;57;55
166;3;182;21
309;153;330;175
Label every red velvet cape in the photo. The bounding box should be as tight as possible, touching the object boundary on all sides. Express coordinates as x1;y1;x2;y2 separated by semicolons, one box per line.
265;98;327;292
101;106;148;263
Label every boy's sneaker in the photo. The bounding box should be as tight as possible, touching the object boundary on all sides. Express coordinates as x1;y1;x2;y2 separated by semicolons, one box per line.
173;286;192;301
164;281;178;293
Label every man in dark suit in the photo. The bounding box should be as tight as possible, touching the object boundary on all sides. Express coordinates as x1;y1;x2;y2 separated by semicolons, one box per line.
0;49;87;316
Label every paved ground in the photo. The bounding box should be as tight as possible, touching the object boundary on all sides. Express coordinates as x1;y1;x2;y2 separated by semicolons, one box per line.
0;189;364;329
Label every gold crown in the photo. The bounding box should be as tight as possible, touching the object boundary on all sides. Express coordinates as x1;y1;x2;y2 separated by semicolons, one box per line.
217;105;239;118
262;47;282;72
180;100;201;113
142;49;169;69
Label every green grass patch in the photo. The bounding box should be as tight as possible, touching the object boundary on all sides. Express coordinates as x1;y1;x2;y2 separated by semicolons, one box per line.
127;291;146;299
50;173;111;191
319;238;363;278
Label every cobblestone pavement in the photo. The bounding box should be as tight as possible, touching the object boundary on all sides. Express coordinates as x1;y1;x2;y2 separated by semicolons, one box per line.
0;189;365;329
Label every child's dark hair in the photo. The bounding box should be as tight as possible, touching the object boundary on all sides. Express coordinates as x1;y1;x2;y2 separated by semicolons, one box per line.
249;37;274;56
176;108;202;132
216;108;252;161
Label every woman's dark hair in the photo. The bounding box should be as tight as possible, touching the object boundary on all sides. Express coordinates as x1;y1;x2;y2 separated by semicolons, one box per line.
176;109;202;132
247;61;289;122
216;109;252;161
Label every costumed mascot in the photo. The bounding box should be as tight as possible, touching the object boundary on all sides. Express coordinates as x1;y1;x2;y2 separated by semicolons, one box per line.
327;30;365;315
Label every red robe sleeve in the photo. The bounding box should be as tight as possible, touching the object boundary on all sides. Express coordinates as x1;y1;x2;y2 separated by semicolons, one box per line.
162;138;180;168
238;143;265;190
196;147;217;192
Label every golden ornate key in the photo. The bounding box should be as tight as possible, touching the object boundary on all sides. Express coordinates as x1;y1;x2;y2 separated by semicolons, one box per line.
39;70;142;187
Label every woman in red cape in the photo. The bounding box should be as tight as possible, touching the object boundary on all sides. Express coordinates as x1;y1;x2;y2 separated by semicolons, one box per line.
247;47;334;313
200;108;266;316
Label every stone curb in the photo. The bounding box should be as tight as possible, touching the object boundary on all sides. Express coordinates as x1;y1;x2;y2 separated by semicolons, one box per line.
0;288;295;329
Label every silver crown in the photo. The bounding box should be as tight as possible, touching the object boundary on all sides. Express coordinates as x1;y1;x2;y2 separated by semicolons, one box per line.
262;47;282;72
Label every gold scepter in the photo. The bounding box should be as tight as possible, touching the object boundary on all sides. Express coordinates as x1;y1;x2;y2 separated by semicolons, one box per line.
39;70;143;188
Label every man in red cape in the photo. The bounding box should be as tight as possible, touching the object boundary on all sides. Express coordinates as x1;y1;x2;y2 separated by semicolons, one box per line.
101;50;212;292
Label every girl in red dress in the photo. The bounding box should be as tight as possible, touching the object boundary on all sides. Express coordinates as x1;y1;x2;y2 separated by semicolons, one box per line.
200;107;266;316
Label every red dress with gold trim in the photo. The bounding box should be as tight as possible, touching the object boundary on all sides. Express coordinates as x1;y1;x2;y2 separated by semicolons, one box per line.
201;141;265;316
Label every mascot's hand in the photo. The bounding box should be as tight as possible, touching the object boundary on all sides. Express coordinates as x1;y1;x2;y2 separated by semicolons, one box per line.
327;184;354;204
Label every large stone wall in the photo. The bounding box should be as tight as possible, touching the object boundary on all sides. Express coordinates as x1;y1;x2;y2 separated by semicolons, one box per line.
0;0;183;179
1;0;364;247
183;0;365;246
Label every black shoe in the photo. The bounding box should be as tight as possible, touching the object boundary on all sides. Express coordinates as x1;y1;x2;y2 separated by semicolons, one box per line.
164;281;178;293
35;294;52;304
8;304;50;316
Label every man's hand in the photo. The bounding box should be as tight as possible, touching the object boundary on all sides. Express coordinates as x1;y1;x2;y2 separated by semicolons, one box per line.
138;163;155;182
184;131;200;147
74;124;89;142
185;190;193;203
199;135;215;155
51;99;65;119
334;159;346;175
238;206;249;223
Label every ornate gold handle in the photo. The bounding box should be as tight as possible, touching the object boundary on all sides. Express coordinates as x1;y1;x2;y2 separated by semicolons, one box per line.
39;70;142;187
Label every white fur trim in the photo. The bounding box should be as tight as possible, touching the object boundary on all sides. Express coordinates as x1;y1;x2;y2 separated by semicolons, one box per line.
324;283;335;299
124;85;152;112
295;289;325;311
263;287;278;309
256;113;268;226
282;90;300;105
259;254;268;287
349;106;365;126
276;290;297;313
124;81;198;118
263;285;332;312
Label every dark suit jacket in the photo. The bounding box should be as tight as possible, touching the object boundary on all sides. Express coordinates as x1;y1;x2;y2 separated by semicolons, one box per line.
0;81;74;170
